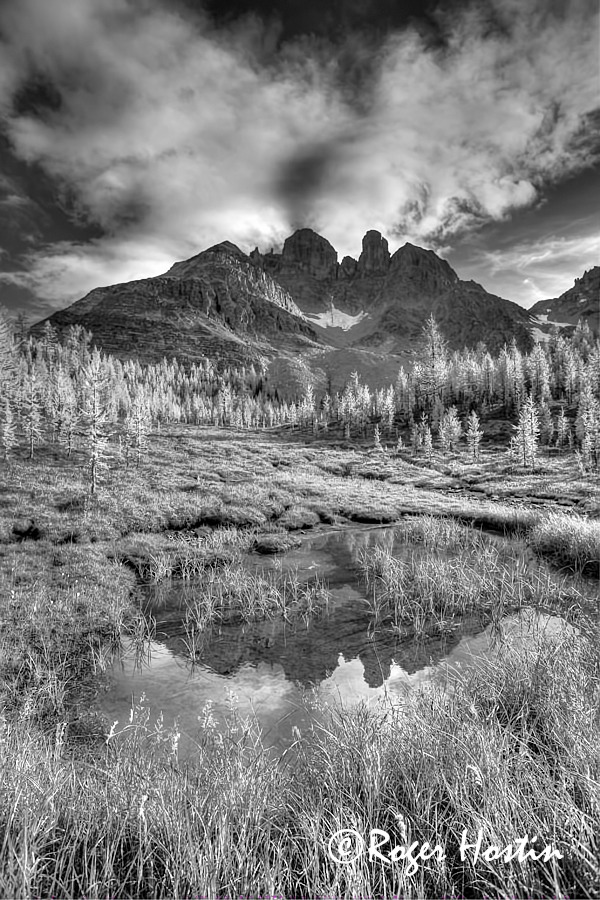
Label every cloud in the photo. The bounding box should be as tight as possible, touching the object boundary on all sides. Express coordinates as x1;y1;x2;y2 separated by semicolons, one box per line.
0;236;179;317
0;0;598;312
460;231;600;306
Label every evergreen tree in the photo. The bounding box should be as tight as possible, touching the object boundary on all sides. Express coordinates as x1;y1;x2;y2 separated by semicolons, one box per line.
555;407;570;451
0;397;17;461
423;425;434;462
438;406;462;454
22;367;43;460
80;351;112;494
373;423;382;450
539;402;554;446
465;411;483;462
416;315;449;409
125;392;152;467
512;394;540;468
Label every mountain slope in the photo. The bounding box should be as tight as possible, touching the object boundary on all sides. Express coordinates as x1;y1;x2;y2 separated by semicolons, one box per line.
529;267;600;336
35;242;322;365
35;228;553;391
251;229;534;354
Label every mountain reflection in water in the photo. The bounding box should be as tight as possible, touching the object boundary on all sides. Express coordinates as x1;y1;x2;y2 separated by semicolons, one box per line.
98;524;578;756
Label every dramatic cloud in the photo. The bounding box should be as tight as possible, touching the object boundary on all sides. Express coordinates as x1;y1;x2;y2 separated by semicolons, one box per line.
474;232;600;305
0;0;598;313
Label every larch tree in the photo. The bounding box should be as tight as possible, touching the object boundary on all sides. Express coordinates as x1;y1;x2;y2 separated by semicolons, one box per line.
512;394;540;469
465;411;483;462
80;350;112;494
0;397;17;461
125;392;152;467
22;366;43;460
416;315;449;409
438;407;463;454
554;407;570;451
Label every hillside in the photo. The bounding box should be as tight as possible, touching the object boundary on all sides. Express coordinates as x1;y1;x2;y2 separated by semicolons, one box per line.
35;242;322;367
530;267;600;337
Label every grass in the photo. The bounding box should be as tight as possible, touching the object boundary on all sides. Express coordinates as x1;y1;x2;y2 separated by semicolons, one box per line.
0;426;598;897
182;563;330;658
0;625;597;898
529;511;600;577
358;535;582;639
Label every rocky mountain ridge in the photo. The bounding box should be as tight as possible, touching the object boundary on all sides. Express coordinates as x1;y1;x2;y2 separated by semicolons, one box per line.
249;228;533;354
37;242;322;366
34;227;591;393
529;266;599;335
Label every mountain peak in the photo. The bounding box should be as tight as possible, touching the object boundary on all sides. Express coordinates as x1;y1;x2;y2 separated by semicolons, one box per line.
280;228;338;280
165;240;247;278
357;230;390;276
390;242;459;288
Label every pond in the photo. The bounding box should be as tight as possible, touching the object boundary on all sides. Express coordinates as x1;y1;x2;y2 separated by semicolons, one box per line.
98;522;586;757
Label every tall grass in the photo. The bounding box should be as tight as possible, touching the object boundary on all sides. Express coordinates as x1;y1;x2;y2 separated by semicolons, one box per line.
396;514;484;548
0;625;597;898
359;539;577;638
529;511;600;577
182;564;330;658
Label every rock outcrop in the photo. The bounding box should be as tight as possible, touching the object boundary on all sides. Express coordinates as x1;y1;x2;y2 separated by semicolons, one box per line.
357;230;390;276
280;228;338;280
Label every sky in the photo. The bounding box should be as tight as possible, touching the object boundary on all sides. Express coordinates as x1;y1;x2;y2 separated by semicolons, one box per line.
0;0;598;322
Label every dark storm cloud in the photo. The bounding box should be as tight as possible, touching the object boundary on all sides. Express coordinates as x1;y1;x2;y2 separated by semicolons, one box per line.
0;0;598;313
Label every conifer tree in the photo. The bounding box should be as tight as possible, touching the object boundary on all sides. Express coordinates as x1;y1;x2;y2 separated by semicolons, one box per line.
0;397;17;460
410;421;420;455
373;423;382;449
125;393;152;467
80;350;112;493
512;394;540;468
539;402;554;447
438;406;462;454
465;411;483;462
555;407;570;451
22;367;43;460
417;315;449;407
423;424;434;462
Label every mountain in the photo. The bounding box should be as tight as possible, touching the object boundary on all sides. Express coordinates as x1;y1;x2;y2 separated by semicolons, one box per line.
35;241;322;367
250;228;534;355
529;267;600;338
35;228;542;391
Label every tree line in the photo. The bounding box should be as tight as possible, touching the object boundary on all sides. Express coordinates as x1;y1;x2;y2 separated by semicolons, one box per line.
0;308;598;492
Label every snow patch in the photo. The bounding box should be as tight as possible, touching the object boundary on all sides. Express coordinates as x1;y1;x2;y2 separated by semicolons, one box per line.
533;314;572;328
306;305;369;331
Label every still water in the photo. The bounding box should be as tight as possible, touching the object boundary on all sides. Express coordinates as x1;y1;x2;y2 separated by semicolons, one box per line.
98;524;580;756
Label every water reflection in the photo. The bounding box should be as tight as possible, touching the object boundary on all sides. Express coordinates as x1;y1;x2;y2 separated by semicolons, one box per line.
98;523;581;756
